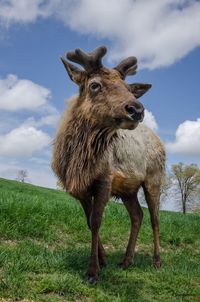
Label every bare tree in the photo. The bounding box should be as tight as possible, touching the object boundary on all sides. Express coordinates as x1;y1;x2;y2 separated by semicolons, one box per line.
16;169;28;183
172;163;200;214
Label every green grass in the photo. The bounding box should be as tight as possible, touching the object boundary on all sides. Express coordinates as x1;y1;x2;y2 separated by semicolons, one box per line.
0;177;200;302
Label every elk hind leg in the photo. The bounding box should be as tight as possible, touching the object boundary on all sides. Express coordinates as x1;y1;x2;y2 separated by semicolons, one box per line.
121;193;143;269
143;182;161;268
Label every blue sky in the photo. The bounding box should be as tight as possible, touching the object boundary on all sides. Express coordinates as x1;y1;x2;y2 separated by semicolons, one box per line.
0;0;200;191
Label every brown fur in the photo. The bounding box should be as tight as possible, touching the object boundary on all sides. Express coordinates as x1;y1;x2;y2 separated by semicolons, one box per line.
52;50;165;282
52;96;116;198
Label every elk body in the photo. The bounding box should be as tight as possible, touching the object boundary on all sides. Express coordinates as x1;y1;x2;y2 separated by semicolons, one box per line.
52;46;165;282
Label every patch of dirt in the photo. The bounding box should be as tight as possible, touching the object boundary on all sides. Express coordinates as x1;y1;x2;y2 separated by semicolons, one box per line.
103;243;115;250
135;243;151;252
1;240;18;247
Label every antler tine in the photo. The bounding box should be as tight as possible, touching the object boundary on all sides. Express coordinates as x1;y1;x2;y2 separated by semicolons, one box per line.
114;56;138;79
66;46;107;73
91;46;107;64
126;62;137;76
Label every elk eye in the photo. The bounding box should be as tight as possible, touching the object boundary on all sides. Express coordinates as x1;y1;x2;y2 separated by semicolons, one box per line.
89;82;101;93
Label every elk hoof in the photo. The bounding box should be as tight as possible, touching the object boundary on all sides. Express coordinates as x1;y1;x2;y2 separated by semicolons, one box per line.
153;255;161;269
118;259;133;269
85;273;98;284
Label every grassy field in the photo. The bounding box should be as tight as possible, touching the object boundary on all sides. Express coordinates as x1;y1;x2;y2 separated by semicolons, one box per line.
0;177;199;302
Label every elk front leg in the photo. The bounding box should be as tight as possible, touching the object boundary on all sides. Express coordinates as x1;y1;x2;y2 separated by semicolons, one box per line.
86;178;110;282
79;198;107;267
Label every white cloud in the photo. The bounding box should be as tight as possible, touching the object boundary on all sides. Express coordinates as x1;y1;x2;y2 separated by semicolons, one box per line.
22;114;59;128
0;125;51;157
38;114;59;127
142;109;158;131
61;0;200;68
0;0;52;25
0;74;51;111
58;0;200;69
166;118;200;156
1;1;200;69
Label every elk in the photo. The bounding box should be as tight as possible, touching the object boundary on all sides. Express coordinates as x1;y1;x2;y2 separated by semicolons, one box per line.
52;46;165;282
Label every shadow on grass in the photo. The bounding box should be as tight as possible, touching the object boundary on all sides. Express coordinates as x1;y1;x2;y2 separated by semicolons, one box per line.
60;246;152;301
63;246;153;273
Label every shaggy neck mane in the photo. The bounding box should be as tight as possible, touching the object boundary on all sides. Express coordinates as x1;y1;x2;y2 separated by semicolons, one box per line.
55;99;117;196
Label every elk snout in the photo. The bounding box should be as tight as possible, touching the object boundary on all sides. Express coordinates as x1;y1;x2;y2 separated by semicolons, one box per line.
125;102;144;122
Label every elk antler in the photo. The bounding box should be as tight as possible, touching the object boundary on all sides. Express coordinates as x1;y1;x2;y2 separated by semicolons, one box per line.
114;57;138;79
66;46;107;74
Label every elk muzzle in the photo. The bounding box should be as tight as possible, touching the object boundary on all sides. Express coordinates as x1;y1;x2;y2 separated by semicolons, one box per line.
125;102;144;122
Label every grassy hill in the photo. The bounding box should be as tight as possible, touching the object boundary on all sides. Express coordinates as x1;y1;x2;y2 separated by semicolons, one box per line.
0;178;199;302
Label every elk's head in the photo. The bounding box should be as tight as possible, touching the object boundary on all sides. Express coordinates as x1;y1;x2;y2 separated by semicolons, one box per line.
61;46;151;130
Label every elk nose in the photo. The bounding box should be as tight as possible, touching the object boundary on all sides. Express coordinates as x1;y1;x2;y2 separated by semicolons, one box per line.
125;104;144;121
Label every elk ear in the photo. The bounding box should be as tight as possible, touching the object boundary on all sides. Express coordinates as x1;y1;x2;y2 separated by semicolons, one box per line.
129;83;152;98
60;57;84;85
